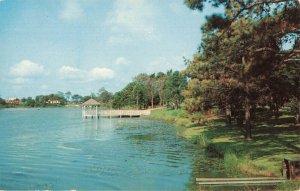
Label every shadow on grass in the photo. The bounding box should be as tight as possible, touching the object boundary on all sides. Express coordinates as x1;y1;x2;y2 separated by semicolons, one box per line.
201;111;300;161
188;111;299;190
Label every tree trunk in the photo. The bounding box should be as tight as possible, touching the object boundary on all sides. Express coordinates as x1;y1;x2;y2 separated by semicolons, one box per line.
242;56;252;140
251;104;257;123
274;103;280;120
136;94;139;109
245;95;252;140
225;105;232;125
151;93;154;109
296;112;299;124
159;91;164;106
159;97;163;106
175;100;179;109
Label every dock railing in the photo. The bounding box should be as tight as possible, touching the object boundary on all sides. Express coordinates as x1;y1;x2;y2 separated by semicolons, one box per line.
82;109;151;118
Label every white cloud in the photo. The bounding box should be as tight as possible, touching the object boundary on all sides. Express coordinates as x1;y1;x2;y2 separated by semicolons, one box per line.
41;84;48;90
114;57;129;65
58;65;115;81
108;0;154;34
89;67;115;80
11;77;30;85
107;0;157;44
60;0;84;21
59;65;81;74
59;65;85;80
9;60;44;78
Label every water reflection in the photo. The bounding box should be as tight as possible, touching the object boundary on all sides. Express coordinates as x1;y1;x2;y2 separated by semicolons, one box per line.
83;118;114;141
0;108;194;190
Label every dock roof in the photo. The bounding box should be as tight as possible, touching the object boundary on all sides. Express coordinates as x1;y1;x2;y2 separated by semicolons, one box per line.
82;98;100;106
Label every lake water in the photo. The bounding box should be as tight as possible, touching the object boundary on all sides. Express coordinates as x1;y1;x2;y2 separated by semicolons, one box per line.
0;107;195;190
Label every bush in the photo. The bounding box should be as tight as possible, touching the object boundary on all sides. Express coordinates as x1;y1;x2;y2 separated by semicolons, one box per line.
190;135;199;144
224;152;240;176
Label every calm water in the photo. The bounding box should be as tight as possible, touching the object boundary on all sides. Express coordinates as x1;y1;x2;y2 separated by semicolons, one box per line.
0;107;195;190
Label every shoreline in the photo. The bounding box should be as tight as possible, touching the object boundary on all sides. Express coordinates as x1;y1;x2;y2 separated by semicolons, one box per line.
146;108;300;190
0;104;80;109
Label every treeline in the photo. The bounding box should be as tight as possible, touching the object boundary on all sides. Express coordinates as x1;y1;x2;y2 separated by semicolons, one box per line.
0;92;85;108
183;0;300;139
112;71;187;109
86;71;187;109
23;93;66;107
0;70;187;109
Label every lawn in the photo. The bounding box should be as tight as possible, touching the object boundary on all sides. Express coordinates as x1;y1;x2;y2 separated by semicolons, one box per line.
149;108;300;190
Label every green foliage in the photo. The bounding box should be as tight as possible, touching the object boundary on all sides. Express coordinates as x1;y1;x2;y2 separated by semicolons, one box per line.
96;87;113;108
223;152;240;176
82;96;91;102
277;180;300;191
112;91;123;109
71;94;83;103
184;0;299;21
184;0;300;139
149;109;196;129
0;97;6;106
25;97;35;107
135;73;157;108
165;70;187;109
113;71;187;109
7;93;68;108
148;108;299;189
112;81;148;109
189;135;198;144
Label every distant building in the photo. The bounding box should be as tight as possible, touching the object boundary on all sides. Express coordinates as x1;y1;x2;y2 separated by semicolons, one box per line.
5;98;20;105
46;99;61;104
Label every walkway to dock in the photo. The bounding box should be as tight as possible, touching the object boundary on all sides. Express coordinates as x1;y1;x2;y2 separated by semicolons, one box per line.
81;98;152;118
82;109;151;118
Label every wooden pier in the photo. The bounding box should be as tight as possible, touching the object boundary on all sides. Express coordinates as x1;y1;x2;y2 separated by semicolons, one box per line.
81;98;151;119
82;109;151;118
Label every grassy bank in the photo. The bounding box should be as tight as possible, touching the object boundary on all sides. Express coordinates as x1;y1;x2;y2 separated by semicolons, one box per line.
148;108;300;190
148;109;207;139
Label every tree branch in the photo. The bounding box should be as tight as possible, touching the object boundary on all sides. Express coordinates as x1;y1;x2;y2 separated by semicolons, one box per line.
231;0;291;22
255;48;300;54
224;66;241;76
279;49;300;54
218;0;293;39
255;47;277;52
284;58;300;62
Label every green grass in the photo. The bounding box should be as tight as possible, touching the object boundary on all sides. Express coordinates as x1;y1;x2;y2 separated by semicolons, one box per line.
195;116;299;177
277;180;300;191
148;108;208;137
148;108;300;190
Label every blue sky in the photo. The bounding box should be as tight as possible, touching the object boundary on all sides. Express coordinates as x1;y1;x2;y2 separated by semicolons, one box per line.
0;0;221;98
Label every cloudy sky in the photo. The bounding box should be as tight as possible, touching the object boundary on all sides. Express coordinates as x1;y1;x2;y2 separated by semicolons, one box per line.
0;0;222;98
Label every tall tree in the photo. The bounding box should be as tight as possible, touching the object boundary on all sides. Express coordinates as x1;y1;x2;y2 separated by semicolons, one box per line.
184;0;300;139
97;87;113;107
72;94;83;103
156;72;167;106
135;73;157;108
165;71;187;109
